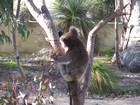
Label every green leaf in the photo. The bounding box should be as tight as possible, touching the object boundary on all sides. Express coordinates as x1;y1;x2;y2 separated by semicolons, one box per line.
0;30;11;44
0;35;4;45
17;17;30;39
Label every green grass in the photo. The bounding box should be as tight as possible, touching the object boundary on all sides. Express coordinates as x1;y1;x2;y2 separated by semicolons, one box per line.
2;60;17;70
0;100;3;105
115;87;140;96
100;48;115;57
89;59;117;94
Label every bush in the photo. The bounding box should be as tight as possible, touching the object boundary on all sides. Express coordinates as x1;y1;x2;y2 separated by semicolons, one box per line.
100;48;115;57
3;60;17;70
89;60;117;94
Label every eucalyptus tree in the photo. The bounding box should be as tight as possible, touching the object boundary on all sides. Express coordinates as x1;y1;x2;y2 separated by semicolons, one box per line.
120;0;140;72
0;1;30;102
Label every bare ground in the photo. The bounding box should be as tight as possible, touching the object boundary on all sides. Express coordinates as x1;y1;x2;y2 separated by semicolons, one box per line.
52;96;140;105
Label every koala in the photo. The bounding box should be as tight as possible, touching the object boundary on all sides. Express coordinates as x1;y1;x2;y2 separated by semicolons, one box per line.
51;26;88;105
52;26;88;81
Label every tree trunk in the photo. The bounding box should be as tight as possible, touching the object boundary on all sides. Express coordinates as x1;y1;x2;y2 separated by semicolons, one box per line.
112;0;123;67
11;0;27;104
121;0;140;72
84;10;125;92
24;0;64;55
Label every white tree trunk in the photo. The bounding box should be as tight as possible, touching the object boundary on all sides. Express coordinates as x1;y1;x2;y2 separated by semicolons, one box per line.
121;0;140;72
24;0;64;55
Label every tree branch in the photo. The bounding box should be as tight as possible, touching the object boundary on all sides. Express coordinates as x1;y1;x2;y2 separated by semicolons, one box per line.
84;9;126;91
15;0;21;18
24;0;64;55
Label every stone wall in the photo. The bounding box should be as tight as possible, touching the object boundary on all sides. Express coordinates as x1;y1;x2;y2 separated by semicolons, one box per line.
0;22;122;54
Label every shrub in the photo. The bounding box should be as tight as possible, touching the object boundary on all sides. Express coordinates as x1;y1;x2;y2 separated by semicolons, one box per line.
100;48;114;57
89;60;117;94
3;60;17;70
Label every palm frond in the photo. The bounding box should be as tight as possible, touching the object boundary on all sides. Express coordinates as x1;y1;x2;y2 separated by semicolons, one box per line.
51;0;95;39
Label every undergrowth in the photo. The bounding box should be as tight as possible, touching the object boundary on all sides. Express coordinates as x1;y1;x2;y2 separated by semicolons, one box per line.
2;60;17;70
100;48;114;57
89;58;117;95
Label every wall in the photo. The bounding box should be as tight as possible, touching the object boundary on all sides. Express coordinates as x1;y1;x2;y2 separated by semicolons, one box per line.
0;22;50;54
96;23;122;51
0;22;122;54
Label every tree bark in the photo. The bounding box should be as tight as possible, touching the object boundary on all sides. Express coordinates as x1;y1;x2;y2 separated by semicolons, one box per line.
24;0;64;55
121;0;140;72
12;0;26;81
114;0;123;68
84;10;125;91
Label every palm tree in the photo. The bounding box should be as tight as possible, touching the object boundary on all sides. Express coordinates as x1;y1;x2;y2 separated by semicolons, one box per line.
50;0;95;40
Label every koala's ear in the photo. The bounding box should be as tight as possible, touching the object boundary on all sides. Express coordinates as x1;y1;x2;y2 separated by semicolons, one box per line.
58;31;63;37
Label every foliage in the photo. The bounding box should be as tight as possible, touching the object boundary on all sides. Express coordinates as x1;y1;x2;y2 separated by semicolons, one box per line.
0;0;12;44
0;0;13;26
90;0;115;19
17;17;30;39
89;59;117;94
0;58;56;104
51;0;95;39
100;48;115;57
2;60;17;70
0;30;11;44
0;0;30;45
